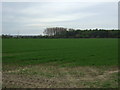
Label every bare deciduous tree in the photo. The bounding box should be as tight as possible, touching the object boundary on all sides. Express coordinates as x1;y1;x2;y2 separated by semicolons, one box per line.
44;27;67;36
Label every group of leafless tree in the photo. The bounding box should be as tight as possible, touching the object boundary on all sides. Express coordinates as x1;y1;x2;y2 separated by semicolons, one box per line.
43;27;67;36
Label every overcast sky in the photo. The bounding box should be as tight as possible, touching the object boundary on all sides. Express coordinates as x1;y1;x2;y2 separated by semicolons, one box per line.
2;1;118;35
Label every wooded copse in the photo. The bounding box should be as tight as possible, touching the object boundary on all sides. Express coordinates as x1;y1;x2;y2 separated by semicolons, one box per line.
43;27;119;38
2;27;120;38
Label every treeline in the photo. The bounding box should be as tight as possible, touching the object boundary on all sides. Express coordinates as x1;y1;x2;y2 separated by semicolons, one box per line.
43;27;119;38
2;27;120;38
2;35;44;39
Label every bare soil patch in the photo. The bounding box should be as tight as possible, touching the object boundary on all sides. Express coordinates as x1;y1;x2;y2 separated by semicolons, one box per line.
2;65;119;88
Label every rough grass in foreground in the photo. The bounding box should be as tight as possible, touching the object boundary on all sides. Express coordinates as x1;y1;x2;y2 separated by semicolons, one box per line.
3;65;118;88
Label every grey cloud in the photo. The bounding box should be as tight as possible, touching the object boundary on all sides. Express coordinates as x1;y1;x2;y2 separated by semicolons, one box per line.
2;2;118;35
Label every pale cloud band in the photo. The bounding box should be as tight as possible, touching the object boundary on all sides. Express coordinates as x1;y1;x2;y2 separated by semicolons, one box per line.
2;1;118;35
1;0;120;2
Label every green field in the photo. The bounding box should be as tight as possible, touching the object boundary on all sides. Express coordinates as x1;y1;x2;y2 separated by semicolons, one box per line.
2;38;118;66
2;38;119;88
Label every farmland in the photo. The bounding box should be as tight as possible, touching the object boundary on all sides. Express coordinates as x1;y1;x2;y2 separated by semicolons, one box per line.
2;38;118;66
2;38;119;88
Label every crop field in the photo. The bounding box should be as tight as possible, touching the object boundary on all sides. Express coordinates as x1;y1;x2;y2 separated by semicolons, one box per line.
2;38;118;66
2;38;119;88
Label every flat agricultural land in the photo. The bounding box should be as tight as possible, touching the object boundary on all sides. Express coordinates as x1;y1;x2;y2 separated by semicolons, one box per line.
2;38;119;88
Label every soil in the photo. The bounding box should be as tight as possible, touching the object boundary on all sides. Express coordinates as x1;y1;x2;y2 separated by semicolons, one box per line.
2;64;119;88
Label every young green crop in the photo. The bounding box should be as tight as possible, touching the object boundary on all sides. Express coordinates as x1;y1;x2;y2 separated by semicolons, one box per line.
2;38;118;66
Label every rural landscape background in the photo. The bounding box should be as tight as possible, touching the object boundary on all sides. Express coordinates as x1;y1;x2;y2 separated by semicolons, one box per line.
2;0;119;88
